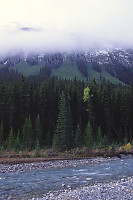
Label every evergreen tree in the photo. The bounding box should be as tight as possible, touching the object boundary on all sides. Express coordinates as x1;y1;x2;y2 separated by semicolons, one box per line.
14;130;21;151
20;76;29;125
102;135;109;149
0;122;3;145
97;126;102;144
29;82;36;128
34;115;42;146
0;83;10;140
96;126;103;149
74;124;83;148
35;139;40;157
120;92;129;131
39;83;48;142
84;121;94;150
0;75;133;149
52;92;71;151
8;128;14;149
11;80;21;134
22;116;33;149
65;105;74;149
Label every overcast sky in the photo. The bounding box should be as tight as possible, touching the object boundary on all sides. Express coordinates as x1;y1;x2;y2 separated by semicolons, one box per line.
0;0;133;54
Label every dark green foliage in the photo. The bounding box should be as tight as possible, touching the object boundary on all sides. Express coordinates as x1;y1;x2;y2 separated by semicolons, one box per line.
34;115;42;146
102;135;109;149
84;121;94;150
124;137;128;145
97;127;102;144
75;124;83;148
22;117;33;149
52;133;60;151
0;67;20;81
39;66;52;79
0;122;3;145
76;55;88;77
35;140;40;157
111;143;115;151
106;64;133;85
52;93;69;151
97;135;108;150
0;75;133;150
92;63;101;73
11;81;21;134
14;130;21;151
8;128;14;149
65;105;74;149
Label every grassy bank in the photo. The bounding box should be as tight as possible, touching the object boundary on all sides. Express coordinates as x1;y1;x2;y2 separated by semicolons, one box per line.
0;144;133;165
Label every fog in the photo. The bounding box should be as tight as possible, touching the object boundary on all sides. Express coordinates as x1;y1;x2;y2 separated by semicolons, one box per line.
0;0;133;55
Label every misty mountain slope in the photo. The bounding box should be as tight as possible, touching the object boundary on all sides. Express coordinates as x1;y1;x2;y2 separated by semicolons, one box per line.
52;60;86;81
11;61;43;76
86;63;124;84
0;48;133;84
87;63;101;82
101;69;125;85
9;57;125;85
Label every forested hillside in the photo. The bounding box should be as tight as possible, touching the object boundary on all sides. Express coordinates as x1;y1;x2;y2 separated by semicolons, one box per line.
0;75;133;151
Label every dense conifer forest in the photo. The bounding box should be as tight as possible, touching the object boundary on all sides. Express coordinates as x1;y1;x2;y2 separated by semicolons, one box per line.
0;70;133;151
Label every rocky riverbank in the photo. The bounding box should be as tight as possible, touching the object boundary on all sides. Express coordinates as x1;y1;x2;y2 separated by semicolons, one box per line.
0;154;133;200
0;156;122;173
40;176;133;200
0;154;132;174
0;156;120;174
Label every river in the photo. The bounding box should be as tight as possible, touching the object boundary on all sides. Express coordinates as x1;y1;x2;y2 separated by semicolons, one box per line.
0;156;133;199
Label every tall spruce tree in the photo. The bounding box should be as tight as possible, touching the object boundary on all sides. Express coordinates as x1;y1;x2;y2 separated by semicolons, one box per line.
8;128;14;149
20;76;29;126
74;124;83;148
84;121;94;150
52;92;73;151
65;104;74;149
11;81;20;134
34;114;42;146
22;116;33;149
97;126;102;144
52;92;67;150
14;129;21;151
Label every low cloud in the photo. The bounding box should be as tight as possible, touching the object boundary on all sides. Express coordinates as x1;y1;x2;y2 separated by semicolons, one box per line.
20;27;42;32
0;0;133;55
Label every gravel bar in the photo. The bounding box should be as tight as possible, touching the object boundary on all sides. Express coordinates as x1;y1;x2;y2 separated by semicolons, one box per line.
39;177;133;200
0;157;120;174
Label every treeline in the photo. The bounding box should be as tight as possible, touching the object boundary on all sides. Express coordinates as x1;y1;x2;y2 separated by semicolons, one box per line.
106;64;133;85
0;76;133;151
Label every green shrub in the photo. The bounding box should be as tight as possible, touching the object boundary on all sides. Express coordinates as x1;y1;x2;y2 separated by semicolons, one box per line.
0;146;4;155
111;143;115;151
35;140;40;157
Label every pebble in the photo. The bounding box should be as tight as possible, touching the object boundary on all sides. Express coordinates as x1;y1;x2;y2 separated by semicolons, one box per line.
40;177;133;200
0;156;120;174
0;155;133;200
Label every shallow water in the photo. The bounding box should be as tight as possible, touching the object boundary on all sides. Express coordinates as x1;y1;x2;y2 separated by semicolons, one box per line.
0;157;133;199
